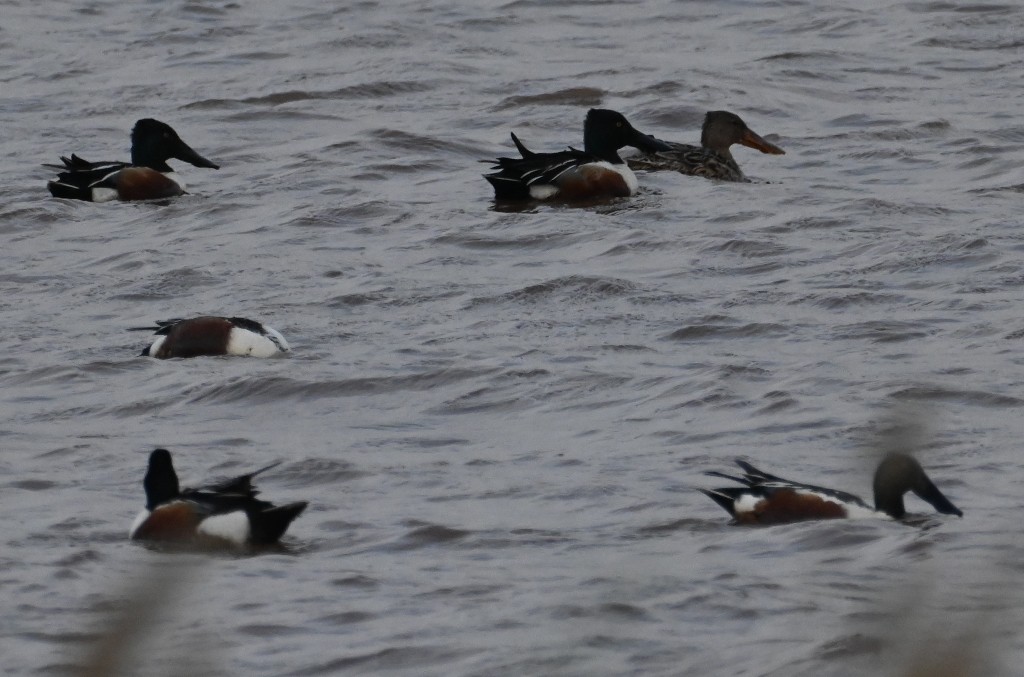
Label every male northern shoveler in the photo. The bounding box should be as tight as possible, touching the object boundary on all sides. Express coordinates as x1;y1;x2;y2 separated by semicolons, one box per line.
134;316;290;358
700;454;962;525
627;110;784;182
46;119;219;202
483;108;672;201
129;448;308;546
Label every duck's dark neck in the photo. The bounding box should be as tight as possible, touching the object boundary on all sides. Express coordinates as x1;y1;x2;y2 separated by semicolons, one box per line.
131;151;174;172
144;454;181;510
583;130;624;165
874;492;906;518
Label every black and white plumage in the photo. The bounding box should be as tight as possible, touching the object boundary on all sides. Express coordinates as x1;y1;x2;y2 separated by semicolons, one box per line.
700;455;962;525
46;119;219;202
129;448;308;546
134;316;289;359
483;109;672;201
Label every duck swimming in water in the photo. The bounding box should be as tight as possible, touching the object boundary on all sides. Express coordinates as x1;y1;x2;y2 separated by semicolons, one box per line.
129;448;308;546
628;110;784;182
484;108;672;201
134;317;289;359
46;119;219;202
700;454;962;525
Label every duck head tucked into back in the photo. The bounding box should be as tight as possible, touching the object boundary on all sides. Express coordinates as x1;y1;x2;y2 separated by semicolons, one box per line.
134;316;289;359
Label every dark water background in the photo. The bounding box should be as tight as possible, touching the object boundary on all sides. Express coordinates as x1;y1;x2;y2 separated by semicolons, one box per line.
3;0;1024;674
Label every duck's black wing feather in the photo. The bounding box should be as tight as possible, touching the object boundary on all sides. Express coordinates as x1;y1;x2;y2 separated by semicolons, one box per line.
43;154;120;171
248;502;309;544
227;317;267;335
50;162;130;190
201;461;284;496
483;133;596;199
734;460;870;508
127;319;185;334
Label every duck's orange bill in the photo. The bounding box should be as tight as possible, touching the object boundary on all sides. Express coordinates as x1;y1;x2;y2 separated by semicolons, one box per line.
740;129;785;155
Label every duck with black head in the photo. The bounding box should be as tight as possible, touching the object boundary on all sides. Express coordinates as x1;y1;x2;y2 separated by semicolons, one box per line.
484;108;672;201
129;449;308;547
46;119;219;201
700;453;962;525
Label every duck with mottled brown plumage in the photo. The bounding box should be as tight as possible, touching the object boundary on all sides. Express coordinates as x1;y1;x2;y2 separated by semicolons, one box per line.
628;111;784;182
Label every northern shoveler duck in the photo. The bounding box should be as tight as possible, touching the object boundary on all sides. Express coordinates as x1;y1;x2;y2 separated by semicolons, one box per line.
483;108;673;201
700;454;962;525
130;448;308;546
627;110;784;182
46;118;219;202
133;316;290;358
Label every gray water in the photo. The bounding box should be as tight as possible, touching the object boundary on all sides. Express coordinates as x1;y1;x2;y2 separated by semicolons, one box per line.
3;0;1024;674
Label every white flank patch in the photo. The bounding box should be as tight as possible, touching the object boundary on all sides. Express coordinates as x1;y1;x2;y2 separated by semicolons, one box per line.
733;493;762;515
90;187;120;203
197;511;251;544
529;184;559;200
226;325;289;357
128;509;151;538
838;500;888;520
145;336;165;357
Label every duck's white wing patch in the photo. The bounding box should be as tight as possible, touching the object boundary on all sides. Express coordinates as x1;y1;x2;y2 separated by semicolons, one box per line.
129;509;151;538
197;511;251;544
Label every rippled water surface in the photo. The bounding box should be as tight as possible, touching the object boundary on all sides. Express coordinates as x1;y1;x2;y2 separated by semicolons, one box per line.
4;0;1024;675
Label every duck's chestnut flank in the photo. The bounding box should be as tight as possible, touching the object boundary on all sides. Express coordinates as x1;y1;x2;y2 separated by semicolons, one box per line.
129;448;307;547
483;109;672;201
701;454;961;525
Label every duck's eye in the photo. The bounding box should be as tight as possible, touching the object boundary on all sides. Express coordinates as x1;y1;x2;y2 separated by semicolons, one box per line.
616;122;623;127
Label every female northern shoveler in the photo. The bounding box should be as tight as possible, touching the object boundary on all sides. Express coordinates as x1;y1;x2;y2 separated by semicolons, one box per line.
627;110;784;182
700;454;962;525
483;108;672;201
134;316;290;358
46;119;219;202
129;448;308;546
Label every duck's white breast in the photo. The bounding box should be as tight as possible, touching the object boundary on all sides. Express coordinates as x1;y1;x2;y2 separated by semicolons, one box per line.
128;508;151;538
226;325;289;357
